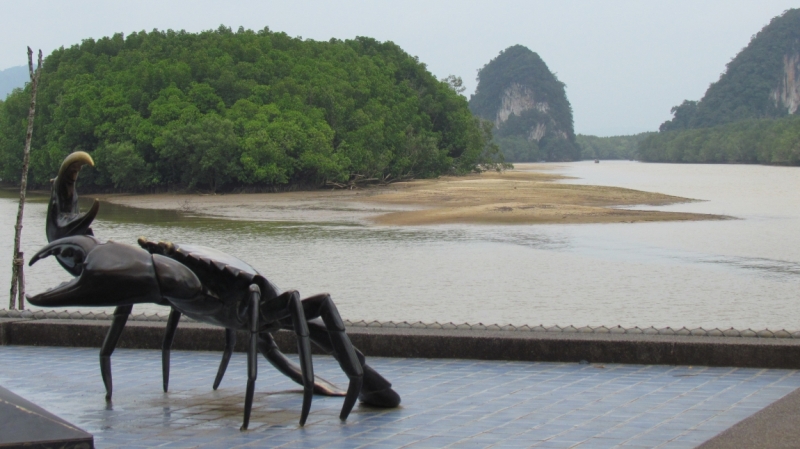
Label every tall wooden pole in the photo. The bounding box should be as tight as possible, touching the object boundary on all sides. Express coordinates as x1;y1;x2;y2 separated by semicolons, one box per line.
9;48;42;310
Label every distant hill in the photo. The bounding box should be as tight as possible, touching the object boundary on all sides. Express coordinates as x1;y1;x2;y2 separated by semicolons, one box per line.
0;66;28;100
641;9;800;165
469;45;579;162
660;9;800;131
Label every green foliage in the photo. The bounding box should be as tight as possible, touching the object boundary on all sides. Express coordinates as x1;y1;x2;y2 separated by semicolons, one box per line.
577;133;654;160
659;101;698;132
0;27;503;191
469;45;579;162
441;75;465;95
494;135;540;162
660;9;800;131
638;115;800;165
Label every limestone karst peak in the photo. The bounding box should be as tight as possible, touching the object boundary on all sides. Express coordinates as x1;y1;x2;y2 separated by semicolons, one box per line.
469;45;579;162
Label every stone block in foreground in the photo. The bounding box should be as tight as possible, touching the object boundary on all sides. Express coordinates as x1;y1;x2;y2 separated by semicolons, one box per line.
0;385;93;449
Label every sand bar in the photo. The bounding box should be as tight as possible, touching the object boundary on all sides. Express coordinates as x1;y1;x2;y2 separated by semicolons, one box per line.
97;164;727;225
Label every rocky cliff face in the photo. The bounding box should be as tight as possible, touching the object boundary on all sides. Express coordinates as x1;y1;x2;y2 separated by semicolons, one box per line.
495;83;548;127
469;45;578;162
771;51;800;114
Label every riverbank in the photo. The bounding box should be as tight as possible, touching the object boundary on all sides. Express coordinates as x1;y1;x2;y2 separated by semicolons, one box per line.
96;163;726;225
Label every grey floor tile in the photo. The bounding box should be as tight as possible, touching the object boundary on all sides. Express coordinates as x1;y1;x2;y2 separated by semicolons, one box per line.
1;346;798;449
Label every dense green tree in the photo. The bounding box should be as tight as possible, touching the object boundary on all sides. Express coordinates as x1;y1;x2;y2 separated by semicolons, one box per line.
494;135;540;162
441;75;466;95
0;27;503;191
577;133;653;160
638;115;800;165
659;101;698;132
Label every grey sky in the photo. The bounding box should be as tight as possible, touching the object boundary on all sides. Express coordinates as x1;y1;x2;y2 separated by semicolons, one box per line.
1;1;796;136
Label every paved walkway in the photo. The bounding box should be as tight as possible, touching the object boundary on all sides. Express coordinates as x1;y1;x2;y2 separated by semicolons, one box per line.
1;346;799;448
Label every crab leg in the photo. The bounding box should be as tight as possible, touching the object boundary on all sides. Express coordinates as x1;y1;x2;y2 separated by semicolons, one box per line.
242;285;261;431
213;328;236;390
257;332;345;396
208;328;344;395
298;294;363;421
285;290;314;425
100;305;133;400
306;322;400;408
161;308;182;392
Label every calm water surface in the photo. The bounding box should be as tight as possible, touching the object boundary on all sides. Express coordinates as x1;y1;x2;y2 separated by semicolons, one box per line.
2;161;798;330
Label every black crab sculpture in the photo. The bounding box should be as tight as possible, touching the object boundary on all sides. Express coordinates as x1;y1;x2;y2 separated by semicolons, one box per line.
27;152;400;430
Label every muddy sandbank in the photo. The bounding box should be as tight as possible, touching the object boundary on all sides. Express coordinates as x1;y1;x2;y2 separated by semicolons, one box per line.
97;164;727;225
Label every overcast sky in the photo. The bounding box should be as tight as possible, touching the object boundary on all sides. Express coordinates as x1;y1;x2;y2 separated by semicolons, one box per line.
1;1;796;136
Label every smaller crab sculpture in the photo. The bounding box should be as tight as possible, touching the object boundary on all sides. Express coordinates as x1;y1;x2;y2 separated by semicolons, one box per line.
28;152;399;430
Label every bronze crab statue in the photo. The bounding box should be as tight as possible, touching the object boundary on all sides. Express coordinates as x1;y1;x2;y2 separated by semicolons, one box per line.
27;152;400;429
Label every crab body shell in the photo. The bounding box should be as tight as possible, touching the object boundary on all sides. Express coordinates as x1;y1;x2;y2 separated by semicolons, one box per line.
138;239;287;332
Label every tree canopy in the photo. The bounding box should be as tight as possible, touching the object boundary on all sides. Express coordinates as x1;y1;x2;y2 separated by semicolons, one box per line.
0;26;503;191
639;115;800;165
577;133;653;160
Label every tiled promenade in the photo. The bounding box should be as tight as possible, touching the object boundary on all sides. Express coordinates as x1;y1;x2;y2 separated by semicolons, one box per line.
1;346;799;448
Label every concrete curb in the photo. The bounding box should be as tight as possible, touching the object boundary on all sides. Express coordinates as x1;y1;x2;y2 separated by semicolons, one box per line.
3;316;800;369
2;309;799;338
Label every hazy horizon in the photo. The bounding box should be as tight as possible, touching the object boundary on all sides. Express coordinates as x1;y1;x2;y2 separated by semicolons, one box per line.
1;1;796;136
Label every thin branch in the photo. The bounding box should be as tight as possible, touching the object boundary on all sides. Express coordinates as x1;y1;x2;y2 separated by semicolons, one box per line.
9;47;42;309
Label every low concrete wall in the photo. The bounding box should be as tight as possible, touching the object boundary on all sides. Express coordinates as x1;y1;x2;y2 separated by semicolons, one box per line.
2;317;800;369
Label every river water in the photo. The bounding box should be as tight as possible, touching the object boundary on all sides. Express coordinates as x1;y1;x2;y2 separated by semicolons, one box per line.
1;161;798;330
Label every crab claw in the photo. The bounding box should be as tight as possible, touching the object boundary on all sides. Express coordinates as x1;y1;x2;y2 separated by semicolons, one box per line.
27;235;164;308
46;151;99;244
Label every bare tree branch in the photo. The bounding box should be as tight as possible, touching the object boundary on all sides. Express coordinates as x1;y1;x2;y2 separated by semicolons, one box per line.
9;48;42;309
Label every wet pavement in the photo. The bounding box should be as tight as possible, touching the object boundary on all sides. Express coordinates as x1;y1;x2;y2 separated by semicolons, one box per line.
1;346;799;448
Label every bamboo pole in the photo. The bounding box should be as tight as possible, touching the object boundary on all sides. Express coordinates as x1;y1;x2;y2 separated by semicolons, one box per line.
9;48;42;310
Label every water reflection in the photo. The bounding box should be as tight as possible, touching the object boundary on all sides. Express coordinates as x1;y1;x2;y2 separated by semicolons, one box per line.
2;161;800;330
